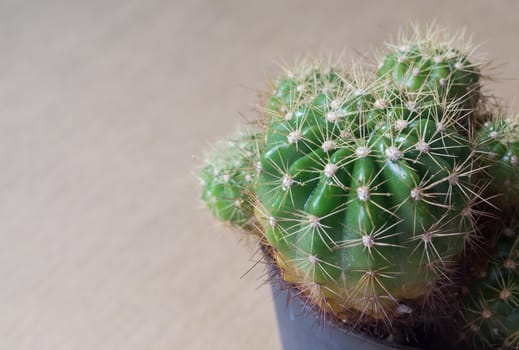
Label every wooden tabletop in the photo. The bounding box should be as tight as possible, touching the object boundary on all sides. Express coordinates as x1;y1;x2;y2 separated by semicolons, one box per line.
1;1;518;349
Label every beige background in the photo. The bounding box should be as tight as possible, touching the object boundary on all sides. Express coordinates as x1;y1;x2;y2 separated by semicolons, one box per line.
1;1;518;349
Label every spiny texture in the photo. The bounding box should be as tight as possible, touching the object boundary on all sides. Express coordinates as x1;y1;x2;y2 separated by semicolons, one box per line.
255;53;482;322
200;132;261;229
459;218;519;350
477;112;519;207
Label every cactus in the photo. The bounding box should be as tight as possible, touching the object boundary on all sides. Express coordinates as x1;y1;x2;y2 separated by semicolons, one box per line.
254;47;483;322
477;112;519;207
198;23;519;346
200;132;261;230
459;217;519;350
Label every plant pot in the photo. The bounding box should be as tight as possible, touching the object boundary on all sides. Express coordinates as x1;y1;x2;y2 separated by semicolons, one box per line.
270;282;421;350
263;246;423;350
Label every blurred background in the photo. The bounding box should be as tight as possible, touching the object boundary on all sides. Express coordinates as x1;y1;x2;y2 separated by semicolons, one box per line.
1;0;518;349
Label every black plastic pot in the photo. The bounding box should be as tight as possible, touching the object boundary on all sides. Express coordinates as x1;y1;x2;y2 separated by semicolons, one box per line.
271;282;420;350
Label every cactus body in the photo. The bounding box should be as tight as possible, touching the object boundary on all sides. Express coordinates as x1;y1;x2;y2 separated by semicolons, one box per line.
255;63;480;319
460;221;519;349
200;133;261;229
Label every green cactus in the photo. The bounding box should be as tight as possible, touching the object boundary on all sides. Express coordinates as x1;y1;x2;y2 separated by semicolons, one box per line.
459;218;519;350
477;112;519;207
200;132;262;230
254;54;483;321
197;24;519;347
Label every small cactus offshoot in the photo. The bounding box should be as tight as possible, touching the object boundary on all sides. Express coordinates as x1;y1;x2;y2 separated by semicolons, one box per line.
459;217;519;350
376;26;481;115
477;112;519;207
200;132;262;230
